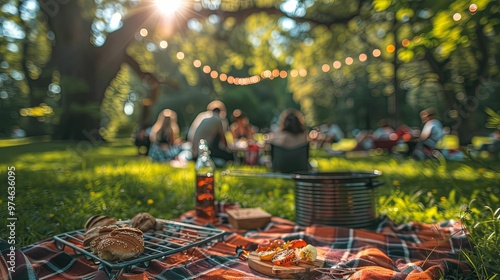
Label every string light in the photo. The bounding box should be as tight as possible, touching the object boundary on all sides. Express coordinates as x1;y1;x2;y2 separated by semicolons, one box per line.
183;46;386;86
162;42;415;86
386;44;395;53
469;4;477;13
137;29;387;86
210;70;218;79
142;3;478;87
176;52;185;59
138;33;403;86
159;40;168;48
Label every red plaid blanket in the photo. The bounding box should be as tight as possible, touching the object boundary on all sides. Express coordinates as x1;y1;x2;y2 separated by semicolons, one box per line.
2;211;472;280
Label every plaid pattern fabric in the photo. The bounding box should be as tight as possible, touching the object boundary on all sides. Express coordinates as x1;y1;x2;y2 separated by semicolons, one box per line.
3;209;472;280
0;241;38;280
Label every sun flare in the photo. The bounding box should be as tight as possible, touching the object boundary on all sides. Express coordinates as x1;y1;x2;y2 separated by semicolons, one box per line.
155;0;182;16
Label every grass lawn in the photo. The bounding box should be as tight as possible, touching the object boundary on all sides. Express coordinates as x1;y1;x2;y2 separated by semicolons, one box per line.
0;138;499;277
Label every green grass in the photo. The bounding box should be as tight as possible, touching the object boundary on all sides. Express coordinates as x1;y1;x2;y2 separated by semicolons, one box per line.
0;139;499;278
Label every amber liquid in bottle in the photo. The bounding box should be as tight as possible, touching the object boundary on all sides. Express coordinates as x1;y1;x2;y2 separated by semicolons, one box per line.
195;174;216;219
195;139;216;221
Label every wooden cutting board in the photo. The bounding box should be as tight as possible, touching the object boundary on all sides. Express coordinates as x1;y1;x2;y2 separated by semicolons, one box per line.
247;251;324;279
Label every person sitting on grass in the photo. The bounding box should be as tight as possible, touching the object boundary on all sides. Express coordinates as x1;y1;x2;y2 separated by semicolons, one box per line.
265;108;311;173
189;101;234;167
267;108;309;148
148;109;182;163
408;108;443;160
229;109;254;146
478;129;500;158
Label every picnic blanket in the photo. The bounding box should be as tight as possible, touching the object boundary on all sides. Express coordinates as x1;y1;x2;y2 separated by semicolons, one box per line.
2;211;473;280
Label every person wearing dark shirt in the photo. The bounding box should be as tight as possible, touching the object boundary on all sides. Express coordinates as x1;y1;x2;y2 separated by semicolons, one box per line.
189;101;234;166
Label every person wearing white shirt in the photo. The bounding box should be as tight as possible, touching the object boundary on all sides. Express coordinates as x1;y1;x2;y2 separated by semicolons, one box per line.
410;108;443;159
11;126;26;138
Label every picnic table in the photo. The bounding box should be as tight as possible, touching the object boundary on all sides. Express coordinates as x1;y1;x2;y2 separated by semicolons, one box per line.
2;206;473;280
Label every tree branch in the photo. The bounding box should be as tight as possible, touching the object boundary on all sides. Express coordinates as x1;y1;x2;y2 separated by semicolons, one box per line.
424;49;456;106
473;22;489;87
124;53;178;91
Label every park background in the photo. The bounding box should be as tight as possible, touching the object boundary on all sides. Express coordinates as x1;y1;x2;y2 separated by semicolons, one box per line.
0;0;499;143
1;0;500;278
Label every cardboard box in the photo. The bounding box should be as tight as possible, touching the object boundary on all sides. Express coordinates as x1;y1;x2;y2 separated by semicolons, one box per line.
227;208;271;230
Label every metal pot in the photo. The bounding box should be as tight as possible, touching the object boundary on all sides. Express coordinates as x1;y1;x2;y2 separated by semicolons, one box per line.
291;171;384;228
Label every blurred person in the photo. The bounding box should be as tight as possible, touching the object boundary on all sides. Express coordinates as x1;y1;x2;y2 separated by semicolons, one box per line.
490;129;500;157
353;129;375;150
372;119;395;140
148;109;182;163
267;108;309;148
188;100;228;143
265;108;311;172
229;109;254;147
371;119;399;150
395;124;413;142
313;122;344;149
392;124;414;153
408;108;444;159
479;129;500;154
11;126;26;138
229;109;258;165
190;101;234;166
320;121;344;146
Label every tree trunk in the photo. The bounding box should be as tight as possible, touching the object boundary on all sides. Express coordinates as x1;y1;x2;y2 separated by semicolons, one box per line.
23;40;52;137
33;0;308;140
37;0;163;140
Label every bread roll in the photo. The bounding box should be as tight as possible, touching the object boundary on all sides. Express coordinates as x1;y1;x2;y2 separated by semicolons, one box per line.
83;224;118;249
130;212;157;232
96;227;144;261
84;215;117;232
89;225;118;254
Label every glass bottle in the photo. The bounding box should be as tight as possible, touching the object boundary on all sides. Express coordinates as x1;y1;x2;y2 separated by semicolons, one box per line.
195;139;217;221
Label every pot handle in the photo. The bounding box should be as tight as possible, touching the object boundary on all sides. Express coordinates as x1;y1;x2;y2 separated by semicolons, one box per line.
371;181;385;188
221;169;293;179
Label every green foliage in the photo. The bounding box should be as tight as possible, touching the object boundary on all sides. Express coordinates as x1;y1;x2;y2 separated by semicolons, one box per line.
485;107;500;130
460;200;500;279
100;66;133;139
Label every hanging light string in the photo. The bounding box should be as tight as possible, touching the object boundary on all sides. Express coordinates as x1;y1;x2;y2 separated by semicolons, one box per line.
148;0;477;86
175;48;384;86
162;2;480;86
